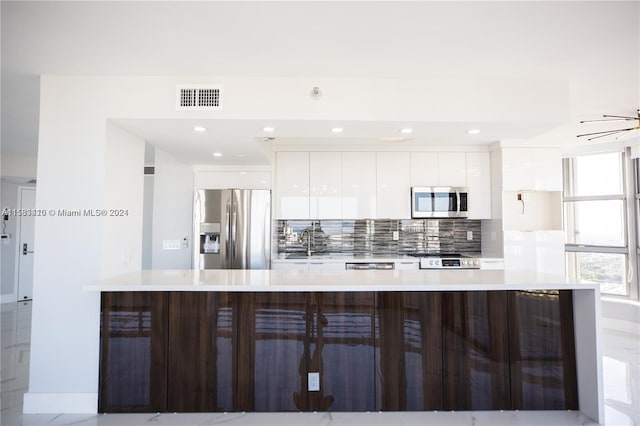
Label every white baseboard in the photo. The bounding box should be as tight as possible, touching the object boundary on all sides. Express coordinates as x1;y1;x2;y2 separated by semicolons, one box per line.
1;293;17;304
23;392;98;413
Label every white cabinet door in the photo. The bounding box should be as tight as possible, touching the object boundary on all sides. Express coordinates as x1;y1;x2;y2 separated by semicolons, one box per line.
271;262;309;271
376;152;411;218
438;152;467;187
342;152;377;219
308;262;346;271
394;261;419;270
310;152;342;219
466;152;491;219
275;152;309;219
410;152;438;186
502;148;562;191
532;148;562;191
501;148;533;190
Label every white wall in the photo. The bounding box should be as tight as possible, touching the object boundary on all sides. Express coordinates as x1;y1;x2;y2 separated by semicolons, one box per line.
193;165;272;190
100;122;145;278
1;156;37;179
151;149;193;269
24;77;149;413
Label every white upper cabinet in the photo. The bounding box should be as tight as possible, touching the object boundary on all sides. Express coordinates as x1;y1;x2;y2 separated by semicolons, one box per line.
465;152;491;219
437;152;467;187
377;152;411;218
410;152;438;186
275;149;492;220
532;148;562;191
310;152;342;219
502;147;562;191
342;152;377;219
275;152;309;219
410;152;467;187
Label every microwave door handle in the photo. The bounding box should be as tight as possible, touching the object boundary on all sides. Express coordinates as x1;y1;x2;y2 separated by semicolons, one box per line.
455;191;461;213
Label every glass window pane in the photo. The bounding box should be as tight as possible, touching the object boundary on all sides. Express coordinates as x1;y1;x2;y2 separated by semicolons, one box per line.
564;200;625;246
566;252;627;296
573;152;623;196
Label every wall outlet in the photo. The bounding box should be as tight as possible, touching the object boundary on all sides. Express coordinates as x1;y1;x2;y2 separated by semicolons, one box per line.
392;231;399;241
467;231;473;241
162;240;181;250
308;372;320;391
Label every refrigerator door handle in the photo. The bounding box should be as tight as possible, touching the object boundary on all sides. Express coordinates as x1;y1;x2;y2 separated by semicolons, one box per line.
231;201;238;266
225;200;232;266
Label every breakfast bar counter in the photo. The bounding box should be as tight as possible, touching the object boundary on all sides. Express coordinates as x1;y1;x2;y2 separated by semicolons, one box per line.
86;269;603;423
86;268;596;292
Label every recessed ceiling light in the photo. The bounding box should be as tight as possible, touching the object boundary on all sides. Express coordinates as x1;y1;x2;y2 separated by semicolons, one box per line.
331;127;343;133
467;129;480;135
193;125;206;132
400;128;413;134
239;171;247;175
263;127;275;133
212;152;223;157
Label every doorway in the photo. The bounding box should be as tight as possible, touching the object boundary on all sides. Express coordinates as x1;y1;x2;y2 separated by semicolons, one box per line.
16;187;36;301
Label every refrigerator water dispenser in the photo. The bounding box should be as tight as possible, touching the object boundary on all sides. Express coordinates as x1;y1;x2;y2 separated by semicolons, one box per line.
201;233;220;254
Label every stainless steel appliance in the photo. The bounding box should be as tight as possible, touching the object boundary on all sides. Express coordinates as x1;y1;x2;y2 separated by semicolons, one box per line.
407;253;480;269
194;189;271;269
411;186;469;218
345;262;395;270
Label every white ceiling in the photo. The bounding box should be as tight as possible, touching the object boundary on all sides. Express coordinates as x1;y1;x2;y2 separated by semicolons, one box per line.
2;1;638;164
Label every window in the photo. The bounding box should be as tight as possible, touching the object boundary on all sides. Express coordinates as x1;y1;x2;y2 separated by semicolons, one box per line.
635;158;640;299
563;151;638;298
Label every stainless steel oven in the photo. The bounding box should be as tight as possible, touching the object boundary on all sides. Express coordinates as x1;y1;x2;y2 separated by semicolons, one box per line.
411;186;468;218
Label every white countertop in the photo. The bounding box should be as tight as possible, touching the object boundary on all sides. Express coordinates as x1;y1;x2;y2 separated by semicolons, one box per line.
85;269;599;292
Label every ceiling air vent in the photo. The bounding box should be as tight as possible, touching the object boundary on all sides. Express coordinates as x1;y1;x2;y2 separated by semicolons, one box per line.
176;85;223;111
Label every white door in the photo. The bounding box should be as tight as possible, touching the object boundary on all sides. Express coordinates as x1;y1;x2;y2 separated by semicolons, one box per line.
17;187;36;301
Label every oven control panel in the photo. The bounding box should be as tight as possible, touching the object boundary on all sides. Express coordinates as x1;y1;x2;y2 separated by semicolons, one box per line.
419;257;480;269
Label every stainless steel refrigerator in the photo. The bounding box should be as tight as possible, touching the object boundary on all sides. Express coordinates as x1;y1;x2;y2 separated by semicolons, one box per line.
193;189;271;269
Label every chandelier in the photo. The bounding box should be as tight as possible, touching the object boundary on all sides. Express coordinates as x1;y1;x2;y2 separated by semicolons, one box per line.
577;109;639;142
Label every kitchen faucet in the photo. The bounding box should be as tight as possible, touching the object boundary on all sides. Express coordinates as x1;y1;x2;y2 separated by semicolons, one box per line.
300;229;313;256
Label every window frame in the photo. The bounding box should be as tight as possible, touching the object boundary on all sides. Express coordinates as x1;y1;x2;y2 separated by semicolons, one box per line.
563;149;638;299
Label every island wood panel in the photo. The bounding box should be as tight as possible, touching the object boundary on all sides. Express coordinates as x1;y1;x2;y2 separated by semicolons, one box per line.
98;292;168;413
376;292;443;411
311;292;376;412
442;291;511;410
98;290;580;414
167;292;234;412
237;292;309;412
508;290;579;410
236;292;377;412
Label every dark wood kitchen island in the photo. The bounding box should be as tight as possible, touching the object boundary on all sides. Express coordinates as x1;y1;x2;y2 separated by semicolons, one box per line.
86;269;603;423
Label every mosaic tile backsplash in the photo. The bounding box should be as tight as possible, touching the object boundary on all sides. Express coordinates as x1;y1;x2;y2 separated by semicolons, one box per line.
276;219;481;256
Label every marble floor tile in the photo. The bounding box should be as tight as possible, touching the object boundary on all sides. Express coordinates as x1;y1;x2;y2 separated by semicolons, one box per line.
1;301;638;426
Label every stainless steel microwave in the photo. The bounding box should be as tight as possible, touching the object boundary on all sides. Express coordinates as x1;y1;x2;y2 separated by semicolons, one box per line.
411;186;469;218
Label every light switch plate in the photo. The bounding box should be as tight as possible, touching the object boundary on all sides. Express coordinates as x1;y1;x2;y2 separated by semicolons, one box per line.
163;240;181;250
308;372;320;391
